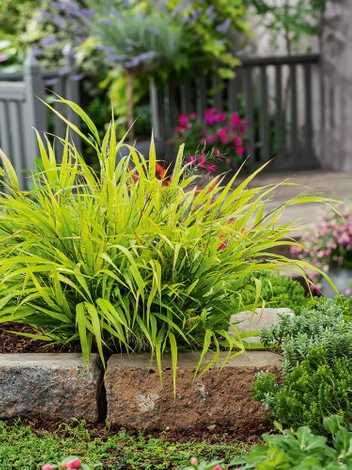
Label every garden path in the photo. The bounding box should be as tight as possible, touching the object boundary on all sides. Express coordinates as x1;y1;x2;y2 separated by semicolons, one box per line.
234;170;352;238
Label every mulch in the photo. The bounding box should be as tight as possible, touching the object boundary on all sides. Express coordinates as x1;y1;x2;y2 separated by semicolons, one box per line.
0;322;78;354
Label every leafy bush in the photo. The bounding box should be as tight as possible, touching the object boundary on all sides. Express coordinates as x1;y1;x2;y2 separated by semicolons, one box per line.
259;298;352;371
184;415;352;469
252;299;352;433
231;270;309;314
0;98;333;382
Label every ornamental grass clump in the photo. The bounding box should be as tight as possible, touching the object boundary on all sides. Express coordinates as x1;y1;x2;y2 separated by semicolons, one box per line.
0;98;336;382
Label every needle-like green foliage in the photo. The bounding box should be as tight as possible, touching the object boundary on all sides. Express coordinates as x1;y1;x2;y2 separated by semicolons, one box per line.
0;98;336;386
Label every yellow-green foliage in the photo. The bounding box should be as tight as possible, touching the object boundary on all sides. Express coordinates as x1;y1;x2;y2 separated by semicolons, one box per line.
0;99;335;385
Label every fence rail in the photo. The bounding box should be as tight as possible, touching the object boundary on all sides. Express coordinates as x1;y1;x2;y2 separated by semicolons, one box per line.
151;54;321;171
0;46;80;189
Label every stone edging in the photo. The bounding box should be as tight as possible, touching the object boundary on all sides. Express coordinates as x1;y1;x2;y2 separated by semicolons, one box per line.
0;350;282;432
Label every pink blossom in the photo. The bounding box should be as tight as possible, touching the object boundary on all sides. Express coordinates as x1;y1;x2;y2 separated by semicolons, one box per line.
197;154;206;166
190;112;197;119
205;109;216;125
204;164;216;173
213;466;223;470
179;114;189;128
187;156;197;164
201;138;207;146
236;146;245;155
66;458;81;469
190;457;198;465
235;137;242;146
41;465;55;470
218;234;227;250
231;112;241;126
338;256;344;266
215;112;226;123
218;128;227;144
206;135;217;144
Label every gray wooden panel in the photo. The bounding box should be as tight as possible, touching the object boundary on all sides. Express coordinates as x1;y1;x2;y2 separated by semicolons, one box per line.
212;75;223;110
243;67;255;161
259;66;269;162
275;64;284;155
196;74;206;121
166;79;177;139
228;72;242;112
0;101;11;157
0;82;26;101
150;81;165;141
8;101;26;188
304;63;313;156
290;64;298;151
180;79;191;115
53;78;66;140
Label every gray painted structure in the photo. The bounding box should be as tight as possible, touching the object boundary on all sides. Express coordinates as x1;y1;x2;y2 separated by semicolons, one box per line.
151;54;321;171
0;46;80;189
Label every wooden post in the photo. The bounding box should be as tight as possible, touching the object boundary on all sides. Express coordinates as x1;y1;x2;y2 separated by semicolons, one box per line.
150;79;165;142
23;48;46;185
63;44;81;152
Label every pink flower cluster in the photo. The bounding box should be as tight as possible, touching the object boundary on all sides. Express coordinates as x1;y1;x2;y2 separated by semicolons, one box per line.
171;108;247;174
42;458;82;469
189;457;241;470
291;204;352;281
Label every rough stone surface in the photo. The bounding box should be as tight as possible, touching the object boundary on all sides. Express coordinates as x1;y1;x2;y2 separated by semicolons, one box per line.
230;308;295;344
105;351;281;433
0;354;103;422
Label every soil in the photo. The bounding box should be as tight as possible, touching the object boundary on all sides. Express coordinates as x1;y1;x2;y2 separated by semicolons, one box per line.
0;322;79;354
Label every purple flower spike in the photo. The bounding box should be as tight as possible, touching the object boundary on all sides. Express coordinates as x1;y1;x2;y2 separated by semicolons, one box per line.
45;78;59;86
149;27;159;36
216;18;232;34
71;73;84;81
40;37;58;47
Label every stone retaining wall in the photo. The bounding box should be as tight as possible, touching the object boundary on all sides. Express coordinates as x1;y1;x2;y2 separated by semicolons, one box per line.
0;351;281;431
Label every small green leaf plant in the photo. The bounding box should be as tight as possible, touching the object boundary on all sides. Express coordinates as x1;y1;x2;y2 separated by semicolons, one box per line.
0;97;336;387
183;415;352;469
252;299;352;433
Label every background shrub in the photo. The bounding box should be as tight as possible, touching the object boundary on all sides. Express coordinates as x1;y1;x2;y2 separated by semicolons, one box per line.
231;269;309;314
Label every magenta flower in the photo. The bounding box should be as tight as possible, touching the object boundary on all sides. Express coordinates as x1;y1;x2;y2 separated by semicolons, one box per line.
218;128;227;144
215;112;226;123
41;465;55;470
197;154;206;166
66;458;81;469
190;112;197;119
231;112;241;126
179;114;189;128
187;156;197;164
235;137;243;146
204;164;216;173
236;146;245;155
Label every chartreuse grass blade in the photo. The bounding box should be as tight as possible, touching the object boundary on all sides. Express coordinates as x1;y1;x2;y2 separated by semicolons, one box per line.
0;148;19;191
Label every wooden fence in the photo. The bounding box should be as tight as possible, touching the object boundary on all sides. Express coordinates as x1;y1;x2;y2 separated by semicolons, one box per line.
151;54;322;171
0;46;80;189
